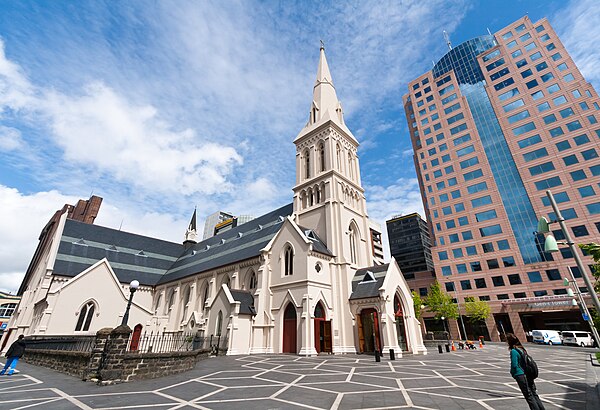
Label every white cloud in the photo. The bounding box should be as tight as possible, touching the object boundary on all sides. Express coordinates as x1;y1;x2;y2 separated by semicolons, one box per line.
0;125;22;151
0;186;78;292
365;178;425;260
0;185;190;293
0;41;244;197
553;0;600;88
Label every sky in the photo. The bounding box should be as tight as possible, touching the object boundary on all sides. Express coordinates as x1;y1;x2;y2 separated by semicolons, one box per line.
0;0;599;293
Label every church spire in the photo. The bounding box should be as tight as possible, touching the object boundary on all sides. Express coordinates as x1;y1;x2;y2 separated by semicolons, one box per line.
295;43;356;142
183;208;198;249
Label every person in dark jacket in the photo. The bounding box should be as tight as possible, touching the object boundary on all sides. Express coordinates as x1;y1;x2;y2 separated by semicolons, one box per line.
1;335;26;375
506;333;545;410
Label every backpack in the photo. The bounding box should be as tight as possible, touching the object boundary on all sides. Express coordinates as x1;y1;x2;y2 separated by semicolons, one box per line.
516;348;539;380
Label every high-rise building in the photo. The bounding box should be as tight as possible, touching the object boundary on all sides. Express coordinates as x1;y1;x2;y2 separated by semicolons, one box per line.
386;213;435;277
404;15;600;342
203;211;235;239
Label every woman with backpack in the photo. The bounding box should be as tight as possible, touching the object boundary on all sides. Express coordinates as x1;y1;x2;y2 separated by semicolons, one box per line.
506;333;545;410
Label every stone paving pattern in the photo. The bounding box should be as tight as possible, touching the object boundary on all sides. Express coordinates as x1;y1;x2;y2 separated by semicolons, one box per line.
0;343;596;409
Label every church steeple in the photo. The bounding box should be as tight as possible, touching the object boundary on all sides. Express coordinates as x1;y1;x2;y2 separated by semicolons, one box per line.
183;208;198;249
295;44;356;143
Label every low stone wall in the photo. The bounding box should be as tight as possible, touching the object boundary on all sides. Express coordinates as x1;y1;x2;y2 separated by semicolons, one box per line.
23;349;91;379
121;349;211;381
22;326;216;384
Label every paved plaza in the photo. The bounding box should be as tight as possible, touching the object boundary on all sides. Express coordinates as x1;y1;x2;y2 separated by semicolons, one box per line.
0;343;597;409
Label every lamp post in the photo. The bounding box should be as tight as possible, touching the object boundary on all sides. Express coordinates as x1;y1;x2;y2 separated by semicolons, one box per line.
538;190;600;344
453;288;468;341
121;280;140;326
441;316;447;338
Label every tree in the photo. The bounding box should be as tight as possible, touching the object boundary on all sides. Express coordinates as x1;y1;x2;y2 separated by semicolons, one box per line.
464;298;491;323
425;281;458;320
578;243;600;330
411;291;423;319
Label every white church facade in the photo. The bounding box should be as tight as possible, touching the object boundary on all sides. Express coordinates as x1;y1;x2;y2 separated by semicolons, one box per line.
3;47;426;357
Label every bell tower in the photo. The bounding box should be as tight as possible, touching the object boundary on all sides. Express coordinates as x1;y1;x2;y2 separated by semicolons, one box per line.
293;45;371;267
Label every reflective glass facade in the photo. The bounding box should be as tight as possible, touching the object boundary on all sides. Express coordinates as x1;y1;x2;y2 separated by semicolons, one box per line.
433;36;543;264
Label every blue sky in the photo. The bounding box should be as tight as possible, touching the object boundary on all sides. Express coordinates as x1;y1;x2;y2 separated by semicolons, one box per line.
0;0;599;292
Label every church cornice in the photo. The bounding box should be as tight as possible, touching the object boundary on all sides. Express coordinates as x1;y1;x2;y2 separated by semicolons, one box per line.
295;121;358;150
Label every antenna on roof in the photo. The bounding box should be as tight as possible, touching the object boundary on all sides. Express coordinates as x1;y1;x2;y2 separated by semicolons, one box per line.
119;219;124;231
487;27;492;36
443;30;452;50
432;60;435;68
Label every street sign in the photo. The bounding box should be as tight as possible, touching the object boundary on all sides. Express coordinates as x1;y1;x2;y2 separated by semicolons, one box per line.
0;323;6;330
583;313;590;321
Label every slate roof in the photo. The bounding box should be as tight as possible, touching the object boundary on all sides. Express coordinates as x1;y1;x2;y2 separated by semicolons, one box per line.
298;226;334;257
349;264;390;300
51;202;334;287
157;203;294;284
54;220;184;286
229;289;256;315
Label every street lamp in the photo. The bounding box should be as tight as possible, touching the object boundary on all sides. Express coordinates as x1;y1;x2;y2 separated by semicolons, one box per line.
538;189;600;344
440;316;447;338
121;280;140;326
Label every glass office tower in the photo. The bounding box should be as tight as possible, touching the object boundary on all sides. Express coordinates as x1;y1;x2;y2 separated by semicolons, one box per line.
404;16;600;341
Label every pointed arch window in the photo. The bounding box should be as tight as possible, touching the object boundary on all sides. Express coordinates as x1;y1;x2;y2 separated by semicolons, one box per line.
304;149;311;179
201;284;209;310
349;223;358;264
75;302;95;332
153;294;162;315
248;271;257;290
318;142;325;172
216;311;223;336
336;144;342;170
164;289;175;315
284;245;294;276
348;152;354;179
315;186;321;204
181;285;191;321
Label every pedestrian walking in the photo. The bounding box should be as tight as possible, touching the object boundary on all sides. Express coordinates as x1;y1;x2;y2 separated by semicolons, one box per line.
1;335;26;375
506;333;545;410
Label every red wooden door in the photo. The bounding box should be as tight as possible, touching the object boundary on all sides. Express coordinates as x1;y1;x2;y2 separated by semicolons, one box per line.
130;324;143;351
283;304;297;353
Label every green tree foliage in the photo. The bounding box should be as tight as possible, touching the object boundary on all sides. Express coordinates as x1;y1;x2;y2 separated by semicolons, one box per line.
425;281;458;320
578;243;600;330
411;291;423;319
464;298;491;323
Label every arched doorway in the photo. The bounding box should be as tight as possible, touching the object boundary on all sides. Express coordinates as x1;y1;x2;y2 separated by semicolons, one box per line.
394;295;409;351
314;302;332;353
282;303;297;353
357;308;382;353
130;324;143;351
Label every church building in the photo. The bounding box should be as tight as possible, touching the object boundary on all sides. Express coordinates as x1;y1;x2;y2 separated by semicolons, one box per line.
3;47;426;357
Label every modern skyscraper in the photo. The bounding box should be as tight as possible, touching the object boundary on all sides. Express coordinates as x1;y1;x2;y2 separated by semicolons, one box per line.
404;15;600;342
386;213;434;277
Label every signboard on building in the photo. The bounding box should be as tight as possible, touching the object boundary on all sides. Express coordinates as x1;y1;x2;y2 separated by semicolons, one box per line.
527;300;572;309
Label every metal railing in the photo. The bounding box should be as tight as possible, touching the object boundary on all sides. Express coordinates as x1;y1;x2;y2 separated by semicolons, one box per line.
24;335;96;352
127;331;228;354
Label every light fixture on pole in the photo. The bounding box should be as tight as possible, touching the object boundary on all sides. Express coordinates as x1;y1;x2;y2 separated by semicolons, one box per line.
121;280;140;326
537;190;600;344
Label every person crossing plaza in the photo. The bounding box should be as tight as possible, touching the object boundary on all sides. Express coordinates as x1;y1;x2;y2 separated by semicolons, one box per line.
1;335;26;376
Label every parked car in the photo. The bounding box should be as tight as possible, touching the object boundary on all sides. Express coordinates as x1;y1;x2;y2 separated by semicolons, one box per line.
532;329;562;345
562;331;595;347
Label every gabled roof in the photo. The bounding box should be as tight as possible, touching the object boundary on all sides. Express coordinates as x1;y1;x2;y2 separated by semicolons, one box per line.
53;219;184;286
349;263;390;300
157;203;293;284
52;203;294;287
298;226;334;257
229;289;256;315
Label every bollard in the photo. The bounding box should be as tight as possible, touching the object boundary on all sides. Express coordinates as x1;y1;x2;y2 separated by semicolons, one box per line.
375;349;381;362
445;344;450;352
438;345;443;354
389;349;395;361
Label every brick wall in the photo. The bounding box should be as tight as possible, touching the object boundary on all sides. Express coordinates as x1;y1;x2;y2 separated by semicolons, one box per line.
23;326;213;383
23;349;91;379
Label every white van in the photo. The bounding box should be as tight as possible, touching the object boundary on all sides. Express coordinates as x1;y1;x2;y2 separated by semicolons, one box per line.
562;331;595;347
532;329;562;345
